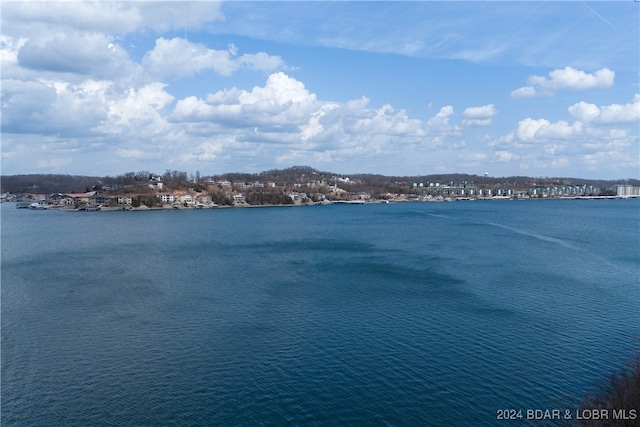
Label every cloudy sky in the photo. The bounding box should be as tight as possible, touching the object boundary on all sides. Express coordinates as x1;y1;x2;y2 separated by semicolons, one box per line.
1;1;638;179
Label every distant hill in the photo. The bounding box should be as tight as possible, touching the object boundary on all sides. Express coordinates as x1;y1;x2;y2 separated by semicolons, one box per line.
1;174;103;194
2;167;638;194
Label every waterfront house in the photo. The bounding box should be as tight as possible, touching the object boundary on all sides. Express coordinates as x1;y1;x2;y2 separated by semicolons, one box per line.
66;192;95;205
288;192;308;202
89;193;110;206
117;196;133;206
176;194;193;205
46;193;68;206
159;194;175;204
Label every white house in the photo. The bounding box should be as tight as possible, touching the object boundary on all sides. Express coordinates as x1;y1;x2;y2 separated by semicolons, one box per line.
177;194;193;205
159;194;174;204
149;177;164;190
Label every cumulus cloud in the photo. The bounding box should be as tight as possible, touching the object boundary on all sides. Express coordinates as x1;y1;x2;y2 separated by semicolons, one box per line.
568;94;640;124
169;72;456;170
423;106;463;148
511;67;615;98
300;104;340;141
1;2;223;36
17;31;135;79
567;102;601;123
490;107;638;176
142;38;286;79
172;72;318;129
178;140;227;163
143;38;235;78
510;86;537;99
462;104;497;126
237;52;288;72
3;1;634;178
505;118;583;143
0;35;27;63
532;67;614;90
1;78;112;136
1;2;226;84
102;83;175;138
427;105;454;128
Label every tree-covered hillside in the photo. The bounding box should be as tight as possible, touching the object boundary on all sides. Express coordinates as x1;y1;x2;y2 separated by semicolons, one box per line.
2;166;638;195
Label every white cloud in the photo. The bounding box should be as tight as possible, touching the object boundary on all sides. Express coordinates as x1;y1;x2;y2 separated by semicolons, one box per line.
1;78;112;136
172;72;318;128
143;37;236;78
462;104;497;126
179;139;227;163
0;35;27;63
423;106;463;148
1;2;223;36
1;0;635;179
567;102;601;123
1;3;225;85
491;109;638;176
115;148;161;160
241;72;314;105
512;67;615;98
532;67;614;91
427;105;454;127
17;30;136;80
581;150;639;172
569;95;640;124
171;73;455;170
494;151;519;163
102;83;175;138
462;104;496;119
504;118;583;143
510;86;537;99
300;104;340;141
142;38;286;79
37;157;72;170
237;52;288;72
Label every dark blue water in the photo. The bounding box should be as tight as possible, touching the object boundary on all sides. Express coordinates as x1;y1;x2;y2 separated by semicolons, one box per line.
2;200;638;426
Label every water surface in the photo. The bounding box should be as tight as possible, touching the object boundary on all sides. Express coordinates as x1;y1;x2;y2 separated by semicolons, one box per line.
2;199;638;425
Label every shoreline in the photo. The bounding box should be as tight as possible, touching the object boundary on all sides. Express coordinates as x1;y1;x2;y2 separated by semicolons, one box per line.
5;195;638;213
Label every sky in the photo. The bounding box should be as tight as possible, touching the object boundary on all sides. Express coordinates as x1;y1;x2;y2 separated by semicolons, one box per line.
1;1;639;179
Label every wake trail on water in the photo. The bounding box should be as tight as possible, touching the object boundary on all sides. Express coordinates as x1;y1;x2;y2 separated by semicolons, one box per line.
419;211;579;250
482;221;579;250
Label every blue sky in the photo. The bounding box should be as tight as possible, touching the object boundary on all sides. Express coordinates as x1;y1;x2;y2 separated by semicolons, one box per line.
1;1;638;179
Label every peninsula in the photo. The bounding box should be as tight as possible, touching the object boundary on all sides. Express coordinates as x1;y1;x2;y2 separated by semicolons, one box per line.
2;166;639;210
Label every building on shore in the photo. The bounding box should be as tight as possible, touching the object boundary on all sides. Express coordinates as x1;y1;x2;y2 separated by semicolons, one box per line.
613;185;640;197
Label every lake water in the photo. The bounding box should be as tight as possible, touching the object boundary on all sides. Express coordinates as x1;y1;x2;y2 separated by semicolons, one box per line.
2;199;638;426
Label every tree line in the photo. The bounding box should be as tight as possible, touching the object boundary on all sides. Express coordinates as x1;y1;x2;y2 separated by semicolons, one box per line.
2;167;638;195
